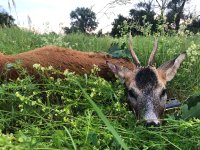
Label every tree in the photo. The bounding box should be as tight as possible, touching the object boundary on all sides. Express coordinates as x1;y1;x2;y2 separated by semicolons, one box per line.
110;0;158;37
137;0;155;12
187;17;200;33
63;26;79;34
97;29;103;37
129;0;157;34
110;15;129;37
70;7;98;33
155;0;171;16
154;0;171;26
166;0;189;30
0;7;15;27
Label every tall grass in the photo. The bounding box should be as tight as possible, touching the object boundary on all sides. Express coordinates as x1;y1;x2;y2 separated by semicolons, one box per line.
0;27;199;99
0;27;41;54
0;27;199;149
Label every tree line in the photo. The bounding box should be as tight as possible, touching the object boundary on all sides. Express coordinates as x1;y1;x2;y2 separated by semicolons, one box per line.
64;0;200;36
0;0;199;36
110;0;200;36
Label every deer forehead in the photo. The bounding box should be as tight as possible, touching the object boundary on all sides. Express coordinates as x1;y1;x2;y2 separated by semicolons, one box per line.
125;67;166;91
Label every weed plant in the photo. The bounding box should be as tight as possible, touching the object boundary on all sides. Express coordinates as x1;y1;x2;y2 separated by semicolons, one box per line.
0;27;199;149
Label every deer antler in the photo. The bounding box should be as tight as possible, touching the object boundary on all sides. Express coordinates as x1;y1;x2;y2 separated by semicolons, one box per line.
148;37;158;66
128;32;141;67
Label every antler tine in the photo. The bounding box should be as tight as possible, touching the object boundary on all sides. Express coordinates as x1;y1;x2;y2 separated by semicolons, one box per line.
128;32;141;67
148;37;158;66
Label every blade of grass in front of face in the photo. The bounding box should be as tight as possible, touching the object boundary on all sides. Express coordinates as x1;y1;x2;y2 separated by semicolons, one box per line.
72;80;129;150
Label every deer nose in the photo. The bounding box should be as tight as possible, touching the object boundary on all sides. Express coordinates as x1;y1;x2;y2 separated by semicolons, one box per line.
145;120;160;127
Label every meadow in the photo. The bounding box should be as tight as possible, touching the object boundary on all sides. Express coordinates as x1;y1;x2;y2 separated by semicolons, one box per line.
0;27;199;149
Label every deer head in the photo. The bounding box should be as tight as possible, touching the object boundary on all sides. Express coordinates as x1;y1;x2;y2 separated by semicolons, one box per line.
107;33;186;126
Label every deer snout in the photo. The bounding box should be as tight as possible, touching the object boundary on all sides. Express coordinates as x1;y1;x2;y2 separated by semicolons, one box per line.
144;109;161;127
145;120;160;127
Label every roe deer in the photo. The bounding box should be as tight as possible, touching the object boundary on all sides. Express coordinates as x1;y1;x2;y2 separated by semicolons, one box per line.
107;33;186;126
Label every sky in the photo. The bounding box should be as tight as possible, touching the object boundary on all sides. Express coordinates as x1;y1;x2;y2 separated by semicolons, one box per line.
0;0;200;34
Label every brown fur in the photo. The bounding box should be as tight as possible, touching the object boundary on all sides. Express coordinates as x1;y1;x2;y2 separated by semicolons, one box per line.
0;46;135;80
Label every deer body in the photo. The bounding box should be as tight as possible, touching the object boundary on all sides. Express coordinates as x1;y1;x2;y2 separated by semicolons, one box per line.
0;46;134;80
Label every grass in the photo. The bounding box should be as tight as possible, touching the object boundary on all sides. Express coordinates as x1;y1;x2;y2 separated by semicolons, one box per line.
0;27;114;54
0;27;199;149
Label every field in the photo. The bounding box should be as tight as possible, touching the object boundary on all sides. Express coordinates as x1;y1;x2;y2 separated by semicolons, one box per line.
0;27;199;149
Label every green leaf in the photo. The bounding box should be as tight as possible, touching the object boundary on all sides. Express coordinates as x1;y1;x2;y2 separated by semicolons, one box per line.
181;95;200;120
108;42;130;58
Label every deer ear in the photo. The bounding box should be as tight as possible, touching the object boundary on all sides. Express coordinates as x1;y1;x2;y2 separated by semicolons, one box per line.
158;53;186;81
107;62;130;83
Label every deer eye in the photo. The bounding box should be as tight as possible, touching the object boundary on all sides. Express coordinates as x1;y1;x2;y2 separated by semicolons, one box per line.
160;89;167;98
128;90;137;99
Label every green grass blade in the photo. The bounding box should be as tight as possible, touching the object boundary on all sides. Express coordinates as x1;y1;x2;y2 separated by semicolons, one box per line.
73;80;129;150
63;126;77;150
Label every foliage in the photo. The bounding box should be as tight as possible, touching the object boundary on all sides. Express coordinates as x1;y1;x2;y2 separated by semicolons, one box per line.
67;7;98;33
129;9;157;34
130;0;158;33
110;3;158;37
0;63;199;149
110;0;195;37
186;18;200;34
110;15;130;37
108;42;131;59
63;26;80;34
0;27;199;149
166;0;189;30
181;94;200;119
0;27;42;54
0;28;113;54
0;11;15;27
